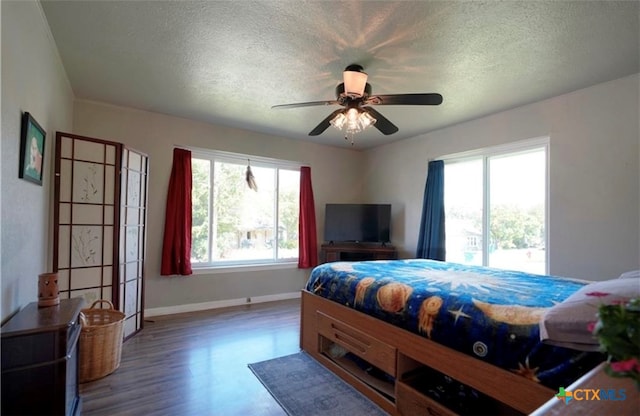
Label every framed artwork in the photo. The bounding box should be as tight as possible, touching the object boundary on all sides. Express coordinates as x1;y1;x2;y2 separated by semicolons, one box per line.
19;112;46;185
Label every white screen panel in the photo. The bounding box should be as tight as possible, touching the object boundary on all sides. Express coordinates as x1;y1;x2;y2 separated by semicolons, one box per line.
60;159;72;202
106;145;116;165
72;204;103;225
72;161;105;204
75;140;104;163
104;165;115;205
138;225;145;258
126;208;139;225
102;266;113;286
71;226;103;267
127;171;141;206
59;203;71;224
103;226;114;266
125;227;139;263
125;280;138;316
58;225;70;268
119;282;125;311
70;288;101;306
125;262;137;281
61;137;73;159
123;316;137;338
129;151;142;171
70;267;102;290
104;206;114;225
58;269;70;291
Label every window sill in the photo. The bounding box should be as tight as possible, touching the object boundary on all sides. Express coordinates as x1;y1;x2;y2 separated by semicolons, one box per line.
191;261;299;275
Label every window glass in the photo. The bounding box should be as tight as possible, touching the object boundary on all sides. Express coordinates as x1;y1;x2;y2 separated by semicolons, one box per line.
444;144;547;274
444;158;483;265
488;149;546;274
192;158;211;263
191;153;300;267
277;169;300;260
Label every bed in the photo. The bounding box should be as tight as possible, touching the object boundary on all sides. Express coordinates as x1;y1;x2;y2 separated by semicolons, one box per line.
300;259;604;415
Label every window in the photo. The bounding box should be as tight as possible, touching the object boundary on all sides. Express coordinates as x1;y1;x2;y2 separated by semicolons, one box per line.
191;150;300;267
444;139;548;274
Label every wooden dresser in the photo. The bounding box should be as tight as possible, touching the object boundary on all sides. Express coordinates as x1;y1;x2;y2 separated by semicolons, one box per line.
1;298;84;416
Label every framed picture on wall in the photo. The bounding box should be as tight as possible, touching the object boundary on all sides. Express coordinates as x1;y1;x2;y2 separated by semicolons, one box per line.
19;112;46;186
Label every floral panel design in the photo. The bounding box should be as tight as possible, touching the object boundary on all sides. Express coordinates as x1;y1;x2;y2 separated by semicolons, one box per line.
72;161;104;204
71;226;103;268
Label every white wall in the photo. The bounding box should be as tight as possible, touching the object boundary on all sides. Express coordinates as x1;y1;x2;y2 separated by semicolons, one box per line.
364;74;640;281
1;0;74;321
72;100;366;310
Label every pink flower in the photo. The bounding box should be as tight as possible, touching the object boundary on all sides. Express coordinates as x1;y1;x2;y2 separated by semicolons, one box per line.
585;291;610;297
586;321;596;333
610;358;640;373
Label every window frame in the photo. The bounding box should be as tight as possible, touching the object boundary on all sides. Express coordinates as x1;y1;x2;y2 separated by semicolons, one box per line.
441;137;550;274
190;148;301;270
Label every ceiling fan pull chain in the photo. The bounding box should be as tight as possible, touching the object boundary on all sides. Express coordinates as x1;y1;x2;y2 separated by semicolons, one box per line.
344;133;355;146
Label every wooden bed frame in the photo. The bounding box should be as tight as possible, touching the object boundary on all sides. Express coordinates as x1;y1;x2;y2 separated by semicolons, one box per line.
300;290;555;415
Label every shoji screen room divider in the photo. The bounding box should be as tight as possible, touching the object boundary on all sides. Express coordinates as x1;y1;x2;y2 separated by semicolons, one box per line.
53;132;148;339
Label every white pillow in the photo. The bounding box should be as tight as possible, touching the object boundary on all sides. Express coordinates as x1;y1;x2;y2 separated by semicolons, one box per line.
619;269;640;279
539;277;640;351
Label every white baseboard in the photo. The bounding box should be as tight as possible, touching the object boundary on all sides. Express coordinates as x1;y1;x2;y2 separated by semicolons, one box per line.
144;291;301;318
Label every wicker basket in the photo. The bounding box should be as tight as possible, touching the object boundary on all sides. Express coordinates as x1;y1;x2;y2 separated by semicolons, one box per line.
78;300;126;383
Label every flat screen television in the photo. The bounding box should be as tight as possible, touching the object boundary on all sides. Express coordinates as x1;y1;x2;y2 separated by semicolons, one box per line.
324;203;391;244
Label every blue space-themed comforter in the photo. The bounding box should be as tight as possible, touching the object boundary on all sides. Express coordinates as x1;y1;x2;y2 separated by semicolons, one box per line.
305;259;603;389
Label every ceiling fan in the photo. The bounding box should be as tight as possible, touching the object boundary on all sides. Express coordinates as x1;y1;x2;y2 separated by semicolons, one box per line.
272;64;443;143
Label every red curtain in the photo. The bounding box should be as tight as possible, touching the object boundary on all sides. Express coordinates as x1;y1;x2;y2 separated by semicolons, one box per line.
298;166;318;268
161;148;193;276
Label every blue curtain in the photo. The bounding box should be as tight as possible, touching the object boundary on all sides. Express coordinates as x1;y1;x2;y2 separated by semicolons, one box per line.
416;160;445;260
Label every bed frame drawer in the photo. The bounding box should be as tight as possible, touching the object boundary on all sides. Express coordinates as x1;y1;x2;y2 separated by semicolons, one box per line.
317;311;396;375
396;381;457;416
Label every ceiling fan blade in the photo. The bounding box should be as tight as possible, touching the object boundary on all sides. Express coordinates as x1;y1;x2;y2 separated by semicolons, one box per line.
272;100;340;110
361;107;398;135
308;109;344;136
368;93;443;106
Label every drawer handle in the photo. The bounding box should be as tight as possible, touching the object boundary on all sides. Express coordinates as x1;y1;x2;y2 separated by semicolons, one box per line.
331;325;369;354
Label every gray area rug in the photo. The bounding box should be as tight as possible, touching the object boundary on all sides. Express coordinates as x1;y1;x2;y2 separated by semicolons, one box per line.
248;351;389;416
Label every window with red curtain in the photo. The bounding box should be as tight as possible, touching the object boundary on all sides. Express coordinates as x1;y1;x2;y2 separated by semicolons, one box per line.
298;166;318;268
161;148;193;275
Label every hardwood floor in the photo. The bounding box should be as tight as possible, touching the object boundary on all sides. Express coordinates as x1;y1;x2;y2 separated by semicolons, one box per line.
80;298;301;416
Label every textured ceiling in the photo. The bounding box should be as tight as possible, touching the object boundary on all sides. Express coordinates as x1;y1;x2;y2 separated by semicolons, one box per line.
41;1;639;150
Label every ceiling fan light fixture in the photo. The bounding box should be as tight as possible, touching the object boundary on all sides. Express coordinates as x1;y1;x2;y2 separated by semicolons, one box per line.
329;112;347;130
346;107;360;123
343;65;368;97
330;109;377;145
359;111;376;129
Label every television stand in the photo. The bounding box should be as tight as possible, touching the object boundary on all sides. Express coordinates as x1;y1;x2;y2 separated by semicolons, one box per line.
320;243;397;264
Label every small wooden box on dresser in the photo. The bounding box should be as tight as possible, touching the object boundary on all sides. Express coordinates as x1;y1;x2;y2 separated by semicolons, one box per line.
1;298;84;416
320;243;397;263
